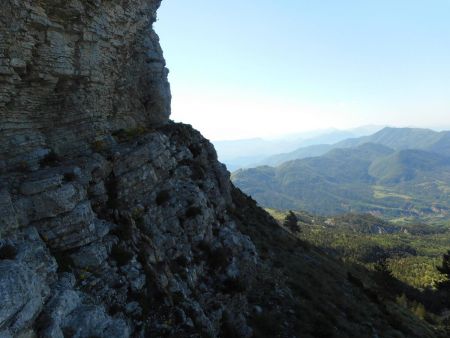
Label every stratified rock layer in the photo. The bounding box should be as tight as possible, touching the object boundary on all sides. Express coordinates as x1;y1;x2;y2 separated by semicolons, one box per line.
0;0;170;171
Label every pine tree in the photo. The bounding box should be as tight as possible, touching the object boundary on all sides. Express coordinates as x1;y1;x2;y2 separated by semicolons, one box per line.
283;211;299;233
437;250;450;276
435;250;450;291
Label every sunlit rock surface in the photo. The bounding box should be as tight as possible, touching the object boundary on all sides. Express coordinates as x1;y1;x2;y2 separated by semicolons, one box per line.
0;0;170;172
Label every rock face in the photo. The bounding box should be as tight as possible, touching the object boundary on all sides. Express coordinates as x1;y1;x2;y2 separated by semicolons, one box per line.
0;116;266;336
0;0;170;172
0;1;266;336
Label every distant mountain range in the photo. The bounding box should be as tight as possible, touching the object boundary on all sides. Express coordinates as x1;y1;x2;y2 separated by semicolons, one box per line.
232;127;450;222
259;127;450;166
212;125;384;171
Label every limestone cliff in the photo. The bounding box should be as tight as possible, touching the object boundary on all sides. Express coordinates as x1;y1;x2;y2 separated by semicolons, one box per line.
0;1;259;336
1;0;170;171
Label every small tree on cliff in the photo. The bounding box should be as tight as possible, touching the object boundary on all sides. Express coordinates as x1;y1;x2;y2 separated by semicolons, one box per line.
437;250;450;277
283;211;300;233
436;250;450;290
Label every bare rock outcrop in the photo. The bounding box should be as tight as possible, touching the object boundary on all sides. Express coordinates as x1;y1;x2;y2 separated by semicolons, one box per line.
0;119;265;337
0;3;274;329
0;1;268;336
0;0;170;172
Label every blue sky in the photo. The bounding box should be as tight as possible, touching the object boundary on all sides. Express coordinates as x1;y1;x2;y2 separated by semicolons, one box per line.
155;0;450;140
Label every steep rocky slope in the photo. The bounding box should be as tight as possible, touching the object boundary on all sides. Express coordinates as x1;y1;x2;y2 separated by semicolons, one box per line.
231;189;443;338
0;121;266;337
0;1;445;337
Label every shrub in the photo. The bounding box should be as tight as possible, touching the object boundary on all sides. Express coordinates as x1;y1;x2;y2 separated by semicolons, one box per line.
112;127;147;142
222;277;247;294
16;161;31;172
188;144;202;157
155;190;170;205
91;139;107;152
105;175;118;209
413;303;426;320
208;247;232;270
185;206;202;218
39;150;60;167
251;312;282;338
283;211;300;233
111;245;133;266
190;162;206;180
63;172;77;182
53;253;74;272
396;293;408;308
0;244;17;260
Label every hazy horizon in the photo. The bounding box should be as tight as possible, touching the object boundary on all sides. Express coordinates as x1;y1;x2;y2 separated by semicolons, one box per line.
156;1;450;141
211;124;450;142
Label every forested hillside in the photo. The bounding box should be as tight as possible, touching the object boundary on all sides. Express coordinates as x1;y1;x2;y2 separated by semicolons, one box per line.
233;135;450;223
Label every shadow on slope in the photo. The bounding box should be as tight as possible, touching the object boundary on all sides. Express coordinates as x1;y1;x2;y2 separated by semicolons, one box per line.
230;187;445;338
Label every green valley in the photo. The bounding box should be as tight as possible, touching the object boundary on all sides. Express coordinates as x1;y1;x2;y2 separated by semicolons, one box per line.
232;128;450;224
266;210;450;290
